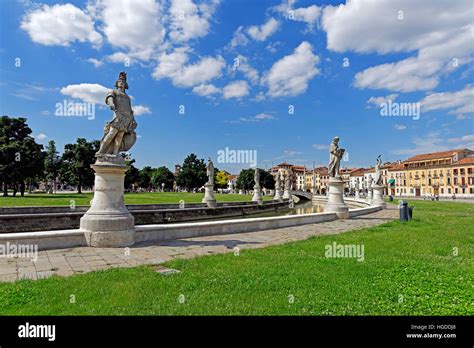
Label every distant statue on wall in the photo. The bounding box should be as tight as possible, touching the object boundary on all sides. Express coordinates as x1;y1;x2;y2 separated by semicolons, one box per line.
328;136;345;178
254;168;260;187
96;71;137;158
206;158;214;185
374;155;383;186
275;172;281;190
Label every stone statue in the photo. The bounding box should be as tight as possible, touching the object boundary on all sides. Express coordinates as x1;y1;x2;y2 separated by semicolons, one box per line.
254;168;260;187
275;172;281;190
374;155;383;186
206;158;214;185
96;71;137;159
368;175;373;187
285;172;291;189
328;136;345;178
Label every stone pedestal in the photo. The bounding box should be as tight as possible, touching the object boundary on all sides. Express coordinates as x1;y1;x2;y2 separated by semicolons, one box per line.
371;185;386;208
202;183;217;208
355;190;360;198
273;186;283;201
238;189;244;195
324;177;349;218
367;188;374;202
282;187;291;199
252;184;263;205
80;159;135;247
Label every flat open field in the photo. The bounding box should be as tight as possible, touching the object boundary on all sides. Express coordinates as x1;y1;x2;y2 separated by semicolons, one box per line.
0;200;472;315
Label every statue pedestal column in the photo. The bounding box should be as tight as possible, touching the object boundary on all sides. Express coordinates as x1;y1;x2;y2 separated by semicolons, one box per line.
371;185;386;208
252;184;263;204
273;187;283;202
202;183;217;208
80;160;135;247
324;177;349;219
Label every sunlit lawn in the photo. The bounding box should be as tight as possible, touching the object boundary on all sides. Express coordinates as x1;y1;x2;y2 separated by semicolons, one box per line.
0;200;472;315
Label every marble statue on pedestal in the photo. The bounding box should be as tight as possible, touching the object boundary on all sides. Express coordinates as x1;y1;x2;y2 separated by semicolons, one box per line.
202;158;217;208
252;168;263;204
367;175;374;202
81;71;137;247
282;171;291;199
273;170;283;201
324;136;349;218
96;71;137;163
371;155;386;208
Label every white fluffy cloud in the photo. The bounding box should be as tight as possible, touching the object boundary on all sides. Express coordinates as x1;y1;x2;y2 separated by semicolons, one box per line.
223;80;250;99
168;0;220;42
60;83;109;104
133;105;152;115
322;0;474;92
419;85;474;117
153;48;225;88
263;41;319;97
234;55;259;84
367;94;398;108
275;0;321;29
87;58;103;68
20;3;102;46
192;84;220;97
94;0;165;61
35;133;48;140
247;18;280;42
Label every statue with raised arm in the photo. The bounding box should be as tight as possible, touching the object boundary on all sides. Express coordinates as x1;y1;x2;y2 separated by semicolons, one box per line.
374;155;383;186
206;158;214;185
96;71;137;159
328;136;345;178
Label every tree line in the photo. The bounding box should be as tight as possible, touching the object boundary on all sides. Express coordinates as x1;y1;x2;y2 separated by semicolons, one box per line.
1;116;274;196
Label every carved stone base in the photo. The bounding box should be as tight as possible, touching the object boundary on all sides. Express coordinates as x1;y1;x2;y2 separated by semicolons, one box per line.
273;188;283;201
282;188;291;199
324;177;349;219
202;183;217;208
371;185;386;208
252;185;263;205
80;161;135;247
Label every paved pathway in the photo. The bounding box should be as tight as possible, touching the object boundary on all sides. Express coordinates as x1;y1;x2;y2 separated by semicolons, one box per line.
0;206;398;282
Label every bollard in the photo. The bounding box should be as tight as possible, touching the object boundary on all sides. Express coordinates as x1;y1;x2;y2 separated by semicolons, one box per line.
399;200;409;221
408;206;413;220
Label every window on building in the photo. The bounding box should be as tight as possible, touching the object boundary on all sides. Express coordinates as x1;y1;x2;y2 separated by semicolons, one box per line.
441;188;444;194
448;188;451;194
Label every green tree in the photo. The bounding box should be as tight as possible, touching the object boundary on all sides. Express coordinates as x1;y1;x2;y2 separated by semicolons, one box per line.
138;166;153;189
44;140;61;193
235;169;254;190
0;116;44;196
151;166;175;190
123;154;140;191
60;138;99;193
175;153;207;191
235;168;275;190
260;169;275;190
216;170;229;189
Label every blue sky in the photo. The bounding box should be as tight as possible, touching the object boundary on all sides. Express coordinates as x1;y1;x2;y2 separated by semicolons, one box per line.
1;0;473;172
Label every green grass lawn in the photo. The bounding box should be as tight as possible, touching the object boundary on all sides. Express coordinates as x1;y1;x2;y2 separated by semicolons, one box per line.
0;200;472;315
0;192;271;207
